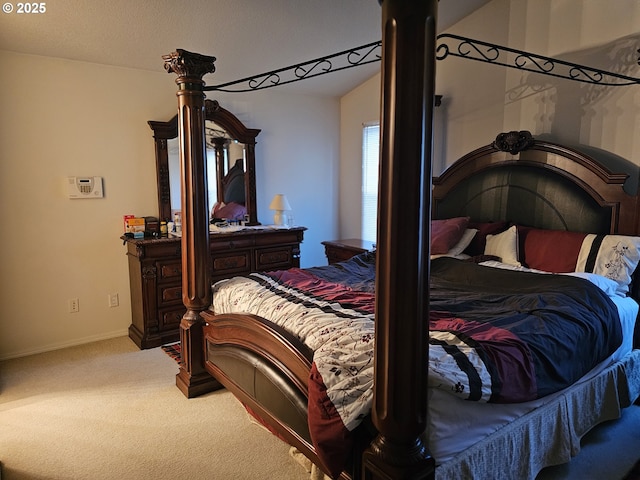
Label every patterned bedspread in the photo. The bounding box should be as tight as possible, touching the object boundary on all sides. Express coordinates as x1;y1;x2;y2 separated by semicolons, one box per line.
210;253;622;478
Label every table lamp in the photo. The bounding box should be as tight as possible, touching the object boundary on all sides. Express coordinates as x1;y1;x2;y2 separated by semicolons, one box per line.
269;194;292;226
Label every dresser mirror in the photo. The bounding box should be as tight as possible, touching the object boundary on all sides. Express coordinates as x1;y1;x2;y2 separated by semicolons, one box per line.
148;99;261;225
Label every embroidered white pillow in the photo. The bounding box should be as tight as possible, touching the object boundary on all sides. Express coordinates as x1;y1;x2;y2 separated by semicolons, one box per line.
484;225;520;267
575;234;640;295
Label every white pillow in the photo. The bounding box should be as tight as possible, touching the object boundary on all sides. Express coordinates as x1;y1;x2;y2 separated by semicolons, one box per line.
564;272;621;297
575;234;640;295
447;228;478;256
430;228;477;260
484;225;521;266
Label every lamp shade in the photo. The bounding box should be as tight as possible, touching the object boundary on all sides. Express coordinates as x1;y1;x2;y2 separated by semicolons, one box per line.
269;194;292;212
269;194;292;226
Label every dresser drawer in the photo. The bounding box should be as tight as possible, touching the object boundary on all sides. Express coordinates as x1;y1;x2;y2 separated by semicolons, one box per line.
125;238;181;259
210;237;254;252
323;245;358;264
158;260;182;280
255;246;294;271
254;231;302;247
212;251;251;276
159;285;183;306
160;306;186;330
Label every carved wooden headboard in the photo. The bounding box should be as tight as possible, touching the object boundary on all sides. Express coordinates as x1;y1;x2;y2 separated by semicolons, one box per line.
432;131;640;237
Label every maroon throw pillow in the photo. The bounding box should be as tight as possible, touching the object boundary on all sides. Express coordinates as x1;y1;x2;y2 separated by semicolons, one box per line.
464;221;509;256
431;217;470;254
519;227;587;272
213;201;247;220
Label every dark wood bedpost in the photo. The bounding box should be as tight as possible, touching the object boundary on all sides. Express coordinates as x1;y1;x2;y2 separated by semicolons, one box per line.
211;137;227;205
163;49;222;398
362;1;437;478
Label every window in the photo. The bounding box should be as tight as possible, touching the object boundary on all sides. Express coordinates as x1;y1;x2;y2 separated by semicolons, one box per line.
362;122;380;241
360;106;443;242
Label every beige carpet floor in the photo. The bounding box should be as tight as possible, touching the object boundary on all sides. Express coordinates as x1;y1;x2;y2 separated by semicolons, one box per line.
2;336;639;480
0;336;310;480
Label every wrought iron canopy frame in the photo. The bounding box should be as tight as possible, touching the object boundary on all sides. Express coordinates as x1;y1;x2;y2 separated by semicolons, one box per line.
204;33;640;93
204;41;382;93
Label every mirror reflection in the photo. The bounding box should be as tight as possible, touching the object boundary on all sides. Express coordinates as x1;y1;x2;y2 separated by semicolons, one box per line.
166;122;248;221
149;100;261;226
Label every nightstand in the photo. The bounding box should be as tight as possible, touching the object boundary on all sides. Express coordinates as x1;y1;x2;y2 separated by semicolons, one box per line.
321;238;376;264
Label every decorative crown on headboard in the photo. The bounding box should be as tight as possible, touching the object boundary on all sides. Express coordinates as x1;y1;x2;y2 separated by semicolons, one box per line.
493;130;535;155
205;99;221;115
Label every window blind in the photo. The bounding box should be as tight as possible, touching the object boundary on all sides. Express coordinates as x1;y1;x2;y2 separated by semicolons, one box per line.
361;122;380;242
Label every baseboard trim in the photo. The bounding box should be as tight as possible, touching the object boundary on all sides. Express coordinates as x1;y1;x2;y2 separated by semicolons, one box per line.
0;329;130;361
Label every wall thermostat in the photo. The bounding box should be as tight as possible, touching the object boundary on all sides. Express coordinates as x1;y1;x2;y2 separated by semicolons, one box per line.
67;176;104;199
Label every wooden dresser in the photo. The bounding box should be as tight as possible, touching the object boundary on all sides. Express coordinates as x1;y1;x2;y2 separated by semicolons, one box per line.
123;227;306;349
321;238;376;264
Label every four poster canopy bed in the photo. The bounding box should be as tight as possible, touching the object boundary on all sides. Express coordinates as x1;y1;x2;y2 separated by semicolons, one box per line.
201;132;640;480
160;2;640;479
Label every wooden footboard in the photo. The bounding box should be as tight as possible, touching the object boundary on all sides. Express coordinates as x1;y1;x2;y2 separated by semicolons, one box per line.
201;311;345;478
202;311;313;393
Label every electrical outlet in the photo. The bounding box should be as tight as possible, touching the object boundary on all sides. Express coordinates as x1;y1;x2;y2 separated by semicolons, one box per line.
108;293;119;308
69;298;79;313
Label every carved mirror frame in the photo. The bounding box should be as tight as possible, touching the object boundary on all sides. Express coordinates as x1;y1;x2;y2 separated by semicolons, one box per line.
148;99;261;225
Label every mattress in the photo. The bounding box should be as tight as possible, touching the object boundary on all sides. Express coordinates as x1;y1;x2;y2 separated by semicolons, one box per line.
428;294;638;466
434;348;640;480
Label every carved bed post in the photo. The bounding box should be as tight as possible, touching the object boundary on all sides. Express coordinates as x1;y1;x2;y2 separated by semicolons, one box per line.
163;49;221;398
362;1;437;478
243;142;259;226
211;137;227;205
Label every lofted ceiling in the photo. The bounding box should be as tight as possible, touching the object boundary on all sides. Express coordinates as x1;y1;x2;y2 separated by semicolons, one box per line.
0;0;491;97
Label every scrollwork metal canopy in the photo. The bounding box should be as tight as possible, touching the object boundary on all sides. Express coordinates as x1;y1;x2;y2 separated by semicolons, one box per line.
205;41;381;93
436;34;640;87
203;34;639;93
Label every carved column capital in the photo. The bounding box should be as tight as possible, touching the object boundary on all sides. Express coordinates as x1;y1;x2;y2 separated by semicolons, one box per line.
162;49;216;81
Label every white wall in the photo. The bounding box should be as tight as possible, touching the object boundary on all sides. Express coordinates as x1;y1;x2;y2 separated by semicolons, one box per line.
437;0;640;168
338;0;640;239
211;90;339;268
339;75;381;239
0;50;338;359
